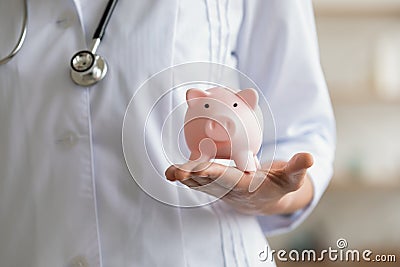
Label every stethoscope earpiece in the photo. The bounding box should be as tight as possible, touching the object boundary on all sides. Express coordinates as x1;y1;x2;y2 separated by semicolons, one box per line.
70;50;108;86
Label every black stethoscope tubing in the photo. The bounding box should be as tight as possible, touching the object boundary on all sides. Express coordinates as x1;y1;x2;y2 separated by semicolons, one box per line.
93;0;119;41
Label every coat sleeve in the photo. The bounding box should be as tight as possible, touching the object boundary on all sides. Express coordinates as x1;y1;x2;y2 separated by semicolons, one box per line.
235;0;336;235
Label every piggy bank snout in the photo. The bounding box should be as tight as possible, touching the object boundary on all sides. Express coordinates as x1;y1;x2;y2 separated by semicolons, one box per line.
205;117;235;142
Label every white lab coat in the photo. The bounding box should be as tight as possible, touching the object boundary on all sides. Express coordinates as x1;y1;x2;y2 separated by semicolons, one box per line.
0;0;335;266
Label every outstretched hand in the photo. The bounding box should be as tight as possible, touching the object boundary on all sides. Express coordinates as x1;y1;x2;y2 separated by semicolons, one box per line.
165;153;314;215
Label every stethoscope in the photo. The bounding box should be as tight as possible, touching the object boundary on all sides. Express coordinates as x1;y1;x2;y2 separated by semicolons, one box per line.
0;0;28;66
0;0;119;87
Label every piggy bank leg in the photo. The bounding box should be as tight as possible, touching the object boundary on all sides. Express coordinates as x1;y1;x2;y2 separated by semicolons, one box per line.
234;152;257;172
248;155;265;192
254;155;261;169
189;138;216;162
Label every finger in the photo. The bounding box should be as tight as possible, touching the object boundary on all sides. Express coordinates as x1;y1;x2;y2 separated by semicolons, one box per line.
182;163;237;190
190;162;227;177
167;162;248;193
283;152;314;189
190;175;214;186
189;180;232;199
285;153;314;176
170;161;206;181
166;161;222;182
165;165;179;181
180;163;244;196
180;177;203;188
177;173;232;197
194;163;246;190
166;162;244;200
165;164;206;190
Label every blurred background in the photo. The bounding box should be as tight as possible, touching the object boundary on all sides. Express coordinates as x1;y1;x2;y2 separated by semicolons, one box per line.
268;0;400;266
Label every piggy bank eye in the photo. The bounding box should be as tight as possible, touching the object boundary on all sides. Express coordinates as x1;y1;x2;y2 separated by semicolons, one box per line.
233;103;238;107
204;104;210;108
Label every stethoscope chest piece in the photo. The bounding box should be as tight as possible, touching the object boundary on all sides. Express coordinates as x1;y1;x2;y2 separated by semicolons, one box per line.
70;50;108;86
69;0;118;87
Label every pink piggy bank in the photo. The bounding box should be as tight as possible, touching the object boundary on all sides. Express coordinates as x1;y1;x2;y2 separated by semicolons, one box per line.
184;87;263;172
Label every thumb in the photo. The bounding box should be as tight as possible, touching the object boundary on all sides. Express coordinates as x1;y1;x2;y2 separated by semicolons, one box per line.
284;153;314;182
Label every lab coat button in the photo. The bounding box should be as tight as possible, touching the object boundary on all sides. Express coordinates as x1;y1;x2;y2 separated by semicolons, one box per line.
56;132;78;147
69;255;89;267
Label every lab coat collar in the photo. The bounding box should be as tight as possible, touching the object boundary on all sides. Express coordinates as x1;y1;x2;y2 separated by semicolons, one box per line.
71;0;86;45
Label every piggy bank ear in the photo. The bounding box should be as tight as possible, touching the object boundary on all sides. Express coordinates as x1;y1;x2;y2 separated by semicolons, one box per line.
186;88;209;107
236;88;258;110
